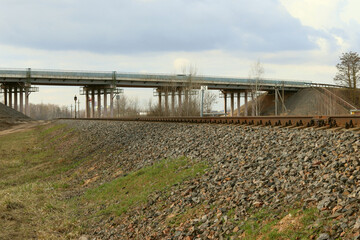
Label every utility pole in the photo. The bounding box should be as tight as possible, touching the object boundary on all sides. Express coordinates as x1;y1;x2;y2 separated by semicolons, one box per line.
74;95;78;118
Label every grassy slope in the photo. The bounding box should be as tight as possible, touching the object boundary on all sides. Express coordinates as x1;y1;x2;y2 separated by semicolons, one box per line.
0;123;207;239
0;122;342;239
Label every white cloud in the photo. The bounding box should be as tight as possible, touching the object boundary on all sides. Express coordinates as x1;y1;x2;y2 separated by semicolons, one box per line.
279;0;344;30
173;58;191;73
340;0;360;24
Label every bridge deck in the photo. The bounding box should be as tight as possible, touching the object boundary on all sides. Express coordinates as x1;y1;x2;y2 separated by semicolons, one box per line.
0;68;312;91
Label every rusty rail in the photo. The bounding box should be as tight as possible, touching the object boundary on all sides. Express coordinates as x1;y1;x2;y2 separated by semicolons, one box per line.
59;115;360;129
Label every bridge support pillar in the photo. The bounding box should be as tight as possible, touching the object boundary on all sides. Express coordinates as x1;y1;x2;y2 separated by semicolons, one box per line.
237;92;240;116
178;89;182;116
1;83;36;115
8;86;12;108
223;92;227;116
97;90;101;118
14;87;18;111
158;89;162;114
82;86;121;118
244;91;248;116
91;90;95;118
20;87;24;114
85;90;90;118
164;90;169;115
230;93;234;116
171;90;175;116
110;88;114;118
25;87;29;116
3;87;7;106
104;91;108;117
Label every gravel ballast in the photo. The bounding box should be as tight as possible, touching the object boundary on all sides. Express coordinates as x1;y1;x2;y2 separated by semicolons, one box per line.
61;120;360;239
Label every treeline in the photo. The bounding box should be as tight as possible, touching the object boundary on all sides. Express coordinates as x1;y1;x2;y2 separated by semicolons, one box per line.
28;95;142;120
29;103;77;120
28;91;217;120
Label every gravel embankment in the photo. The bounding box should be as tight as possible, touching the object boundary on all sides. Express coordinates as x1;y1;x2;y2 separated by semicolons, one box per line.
61;120;360;239
0;103;31;130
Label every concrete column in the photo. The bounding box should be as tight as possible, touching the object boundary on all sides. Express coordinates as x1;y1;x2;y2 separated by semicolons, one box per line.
97;89;101;118
164;90;169;115
104;91;108;117
25;87;29;116
230;93;234;116
8;86;12;108
20;87;24;114
223;92;227;116
4;87;7;106
171;90;175;116
110;88;114;117
178;89;182;115
237;92;241;116
91;89;95;118
158;89;162;113
86;90;90;118
244;91;248;116
14;87;18;111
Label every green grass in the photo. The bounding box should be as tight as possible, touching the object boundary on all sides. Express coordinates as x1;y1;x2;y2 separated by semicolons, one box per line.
0;123;208;239
236;207;334;240
0;124;83;189
0;122;338;240
80;157;207;216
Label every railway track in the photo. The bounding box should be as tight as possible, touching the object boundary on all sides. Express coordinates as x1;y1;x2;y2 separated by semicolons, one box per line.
61;115;360;130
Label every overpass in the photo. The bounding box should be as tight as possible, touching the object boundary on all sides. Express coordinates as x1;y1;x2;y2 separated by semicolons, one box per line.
0;68;323;118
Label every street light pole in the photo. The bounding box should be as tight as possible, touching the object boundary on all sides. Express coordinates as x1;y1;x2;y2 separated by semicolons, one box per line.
74;95;78;119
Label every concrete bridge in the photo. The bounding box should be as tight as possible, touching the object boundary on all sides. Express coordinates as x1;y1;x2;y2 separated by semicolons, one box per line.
0;68;324;117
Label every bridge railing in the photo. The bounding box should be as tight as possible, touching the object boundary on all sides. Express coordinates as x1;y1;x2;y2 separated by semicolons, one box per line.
0;68;324;88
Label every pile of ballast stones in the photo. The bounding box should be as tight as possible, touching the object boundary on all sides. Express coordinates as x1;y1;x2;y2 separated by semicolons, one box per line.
62;120;360;240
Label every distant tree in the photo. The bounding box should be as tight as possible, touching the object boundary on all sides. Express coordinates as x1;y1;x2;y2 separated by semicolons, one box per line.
115;95;140;117
203;91;217;113
249;60;265;116
334;51;360;89
29;103;71;120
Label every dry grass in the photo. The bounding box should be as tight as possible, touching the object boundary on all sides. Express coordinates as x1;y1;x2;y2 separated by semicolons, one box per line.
0;123;207;239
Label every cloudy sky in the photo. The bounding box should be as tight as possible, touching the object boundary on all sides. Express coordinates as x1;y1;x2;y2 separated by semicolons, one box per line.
0;0;359;109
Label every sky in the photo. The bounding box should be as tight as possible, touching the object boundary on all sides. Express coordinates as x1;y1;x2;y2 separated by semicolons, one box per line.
0;0;359;110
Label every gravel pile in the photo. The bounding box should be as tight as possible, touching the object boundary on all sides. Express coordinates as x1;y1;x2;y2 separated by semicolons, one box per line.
62;120;360;239
0;103;31;130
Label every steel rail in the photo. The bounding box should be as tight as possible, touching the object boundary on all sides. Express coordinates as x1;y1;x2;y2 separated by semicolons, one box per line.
59;115;360;129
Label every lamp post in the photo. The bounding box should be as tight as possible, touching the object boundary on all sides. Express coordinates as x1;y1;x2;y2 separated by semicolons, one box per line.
74;95;78;118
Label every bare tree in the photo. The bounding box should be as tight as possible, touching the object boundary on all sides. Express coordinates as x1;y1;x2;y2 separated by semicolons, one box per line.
181;64;200;116
334;51;360;89
249;60;265;116
203;91;218;113
115;95;140;117
29;103;72;120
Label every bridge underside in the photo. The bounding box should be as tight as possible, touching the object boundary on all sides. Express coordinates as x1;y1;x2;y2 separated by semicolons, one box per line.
0;68;328;118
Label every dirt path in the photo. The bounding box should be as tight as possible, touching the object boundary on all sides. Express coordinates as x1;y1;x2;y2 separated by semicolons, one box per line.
0;121;51;136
